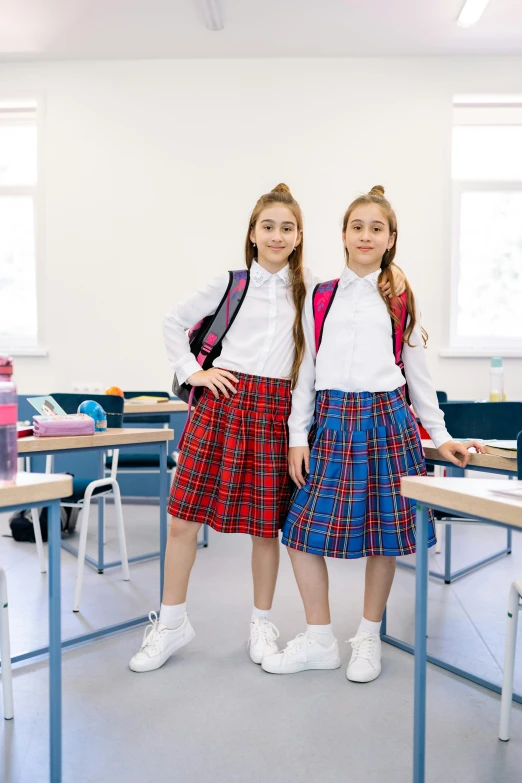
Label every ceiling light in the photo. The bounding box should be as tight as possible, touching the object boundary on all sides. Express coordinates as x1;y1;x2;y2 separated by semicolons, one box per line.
457;0;491;28
202;0;224;31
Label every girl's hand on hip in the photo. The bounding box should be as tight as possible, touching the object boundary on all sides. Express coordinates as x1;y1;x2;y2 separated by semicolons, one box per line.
187;368;238;399
437;439;486;468
289;446;310;489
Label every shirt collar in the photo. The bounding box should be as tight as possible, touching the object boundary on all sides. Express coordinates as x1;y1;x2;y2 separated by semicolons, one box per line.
339;265;380;290
251;259;290;287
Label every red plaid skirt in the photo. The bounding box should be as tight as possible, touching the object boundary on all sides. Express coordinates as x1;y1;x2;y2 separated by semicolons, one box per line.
168;372;293;537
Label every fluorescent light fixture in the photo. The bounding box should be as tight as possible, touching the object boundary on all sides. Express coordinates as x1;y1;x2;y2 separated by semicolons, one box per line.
202;0;224;31
457;0;491;28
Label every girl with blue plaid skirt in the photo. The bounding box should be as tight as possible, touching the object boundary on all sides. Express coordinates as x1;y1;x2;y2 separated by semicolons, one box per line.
129;182;408;674
262;186;484;681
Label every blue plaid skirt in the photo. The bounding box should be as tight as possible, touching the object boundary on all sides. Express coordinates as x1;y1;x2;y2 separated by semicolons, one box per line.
282;388;436;559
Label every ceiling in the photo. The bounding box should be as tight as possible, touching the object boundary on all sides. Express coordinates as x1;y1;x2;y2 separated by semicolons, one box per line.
0;0;520;61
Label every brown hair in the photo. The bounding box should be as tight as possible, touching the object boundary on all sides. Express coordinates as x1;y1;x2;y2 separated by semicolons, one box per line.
245;183;306;387
342;185;427;347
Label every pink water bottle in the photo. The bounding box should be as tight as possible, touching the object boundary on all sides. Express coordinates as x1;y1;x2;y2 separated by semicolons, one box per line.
0;356;18;482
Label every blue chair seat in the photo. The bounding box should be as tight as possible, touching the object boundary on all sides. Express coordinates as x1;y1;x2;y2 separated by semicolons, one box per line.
106;454;177;470
70;479;109;505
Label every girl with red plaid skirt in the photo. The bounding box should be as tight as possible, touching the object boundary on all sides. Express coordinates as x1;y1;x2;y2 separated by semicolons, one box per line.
129;183;405;673
262;186;484;681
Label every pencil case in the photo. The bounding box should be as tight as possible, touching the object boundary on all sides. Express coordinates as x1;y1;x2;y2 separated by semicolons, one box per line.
33;414;95;437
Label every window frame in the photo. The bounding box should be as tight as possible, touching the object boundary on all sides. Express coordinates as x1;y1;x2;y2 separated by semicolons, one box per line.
447;108;522;357
0;96;46;355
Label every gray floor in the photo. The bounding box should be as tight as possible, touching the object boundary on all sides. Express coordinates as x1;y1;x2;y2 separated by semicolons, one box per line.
0;502;522;783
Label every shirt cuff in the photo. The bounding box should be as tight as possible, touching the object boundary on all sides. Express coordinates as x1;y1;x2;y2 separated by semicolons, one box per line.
430;429;453;450
289;433;310;448
175;358;203;387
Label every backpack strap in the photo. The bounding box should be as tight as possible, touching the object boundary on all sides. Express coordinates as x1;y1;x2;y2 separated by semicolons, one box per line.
312;279;340;353
195;269;249;365
390;291;408;366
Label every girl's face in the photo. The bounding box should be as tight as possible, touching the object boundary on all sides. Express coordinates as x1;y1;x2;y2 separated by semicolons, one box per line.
250;205;301;269
343;204;395;273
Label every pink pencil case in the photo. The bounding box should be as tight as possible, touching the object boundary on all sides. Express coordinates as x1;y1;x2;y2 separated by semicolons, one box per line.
33;414;95;437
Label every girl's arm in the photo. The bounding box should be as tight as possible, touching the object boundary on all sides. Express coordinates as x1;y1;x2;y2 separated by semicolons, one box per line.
163;272;230;386
288;289;317;487
403;308;485;465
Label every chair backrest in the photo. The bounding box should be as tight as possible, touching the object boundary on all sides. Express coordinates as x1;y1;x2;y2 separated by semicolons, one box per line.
51;393;124;429
436;391;448;403
123;390;171;425
440;402;522;441
518;432;522;480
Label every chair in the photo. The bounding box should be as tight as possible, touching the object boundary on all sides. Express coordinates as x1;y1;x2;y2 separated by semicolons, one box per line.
48;393;130;612
0;566;13;719
498;429;522;742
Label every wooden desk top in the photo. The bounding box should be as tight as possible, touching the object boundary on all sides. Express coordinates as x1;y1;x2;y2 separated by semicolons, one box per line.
0;473;73;508
17;428;174;454
401;476;522;530
422;440;517;474
124;401;188;414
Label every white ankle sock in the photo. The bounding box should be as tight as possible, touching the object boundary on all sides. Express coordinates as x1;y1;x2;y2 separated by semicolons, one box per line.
307;623;335;647
159;602;186;630
358;617;381;636
251;606;272;622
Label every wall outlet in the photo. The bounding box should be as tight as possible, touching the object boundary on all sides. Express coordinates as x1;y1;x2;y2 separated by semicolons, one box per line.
72;383;104;394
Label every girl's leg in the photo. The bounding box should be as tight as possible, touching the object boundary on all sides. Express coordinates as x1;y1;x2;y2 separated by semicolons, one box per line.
363;555;396;622
162;515;202;606
251;535;280;612
248;536;281;664
287;547;331;625
129;515;200;673
347;555;396;683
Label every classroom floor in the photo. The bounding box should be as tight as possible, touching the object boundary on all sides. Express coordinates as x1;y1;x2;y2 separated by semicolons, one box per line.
1;502;522;783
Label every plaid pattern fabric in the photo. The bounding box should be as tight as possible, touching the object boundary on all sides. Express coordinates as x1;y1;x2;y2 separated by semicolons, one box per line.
282;387;436;558
168;372;292;537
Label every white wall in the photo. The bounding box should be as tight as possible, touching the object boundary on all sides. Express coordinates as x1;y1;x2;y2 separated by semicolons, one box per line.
1;57;521;398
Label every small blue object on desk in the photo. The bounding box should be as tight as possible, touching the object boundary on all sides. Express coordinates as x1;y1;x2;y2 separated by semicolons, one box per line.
77;400;107;432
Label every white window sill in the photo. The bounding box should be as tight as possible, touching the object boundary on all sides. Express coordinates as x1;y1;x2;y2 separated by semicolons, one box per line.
0;346;48;357
440;347;522;358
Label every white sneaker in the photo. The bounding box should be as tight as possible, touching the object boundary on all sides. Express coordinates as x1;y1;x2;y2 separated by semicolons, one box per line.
248;618;280;664
129;611;195;673
261;632;341;674
346;632;382;682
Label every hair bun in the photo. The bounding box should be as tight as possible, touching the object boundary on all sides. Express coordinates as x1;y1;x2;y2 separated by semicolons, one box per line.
369;185;385;197
271;183;292;196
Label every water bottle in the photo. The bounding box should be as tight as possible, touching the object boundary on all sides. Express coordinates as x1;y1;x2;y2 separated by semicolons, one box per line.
0;356;18;482
489;357;505;402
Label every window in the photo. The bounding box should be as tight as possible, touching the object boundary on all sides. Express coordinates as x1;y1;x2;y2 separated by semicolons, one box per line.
450;99;522;353
0;99;39;351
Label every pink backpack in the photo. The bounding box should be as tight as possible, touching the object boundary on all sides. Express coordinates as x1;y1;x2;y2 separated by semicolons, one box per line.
312;279;410;399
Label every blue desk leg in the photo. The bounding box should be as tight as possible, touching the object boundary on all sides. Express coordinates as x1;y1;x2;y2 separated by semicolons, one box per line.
413;503;429;783
48;499;62;783
159;441;168;603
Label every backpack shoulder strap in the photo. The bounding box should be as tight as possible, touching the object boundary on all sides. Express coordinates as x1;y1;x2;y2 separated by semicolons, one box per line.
390;291;408;365
312;279;340;353
194;269;249;364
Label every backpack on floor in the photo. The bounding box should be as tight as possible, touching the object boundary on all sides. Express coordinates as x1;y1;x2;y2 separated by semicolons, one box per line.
8;506;79;543
172;269;250;407
312;280;410;401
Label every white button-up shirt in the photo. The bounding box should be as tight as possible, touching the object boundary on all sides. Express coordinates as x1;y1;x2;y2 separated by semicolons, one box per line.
164;261;316;384
288;266;452;449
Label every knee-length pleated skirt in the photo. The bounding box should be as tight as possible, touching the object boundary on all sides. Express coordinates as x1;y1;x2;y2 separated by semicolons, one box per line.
281;387;436;558
168;371;293;537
